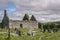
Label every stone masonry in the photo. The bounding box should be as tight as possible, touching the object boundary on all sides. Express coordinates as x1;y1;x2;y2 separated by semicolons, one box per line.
2;10;38;29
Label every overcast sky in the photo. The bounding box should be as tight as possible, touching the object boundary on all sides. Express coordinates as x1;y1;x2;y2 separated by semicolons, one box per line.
0;0;60;23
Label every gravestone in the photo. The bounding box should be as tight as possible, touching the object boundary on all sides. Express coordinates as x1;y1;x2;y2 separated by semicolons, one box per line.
27;26;33;36
14;28;18;34
17;30;22;36
43;29;46;33
16;30;22;36
53;28;59;32
47;29;51;33
32;31;37;36
14;28;17;31
14;28;22;36
47;27;51;33
41;25;45;33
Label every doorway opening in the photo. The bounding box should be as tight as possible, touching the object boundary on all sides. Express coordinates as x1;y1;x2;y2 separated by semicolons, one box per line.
20;24;23;28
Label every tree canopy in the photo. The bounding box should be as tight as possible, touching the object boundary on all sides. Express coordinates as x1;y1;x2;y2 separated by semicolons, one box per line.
23;14;29;21
38;22;42;28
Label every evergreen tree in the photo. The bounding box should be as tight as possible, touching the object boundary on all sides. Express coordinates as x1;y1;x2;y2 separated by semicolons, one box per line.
23;14;29;21
38;22;42;29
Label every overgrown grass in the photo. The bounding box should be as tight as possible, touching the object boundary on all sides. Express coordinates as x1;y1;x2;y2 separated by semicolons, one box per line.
0;28;60;40
0;28;8;32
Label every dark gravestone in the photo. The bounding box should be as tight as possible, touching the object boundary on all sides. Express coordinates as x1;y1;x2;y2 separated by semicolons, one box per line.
41;25;46;33
14;28;17;32
47;29;51;33
42;29;46;33
18;31;22;36
53;28;59;32
15;28;17;31
47;27;51;33
14;29;22;36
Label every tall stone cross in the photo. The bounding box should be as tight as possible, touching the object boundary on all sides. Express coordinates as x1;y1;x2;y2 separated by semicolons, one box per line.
3;10;10;40
3;10;9;28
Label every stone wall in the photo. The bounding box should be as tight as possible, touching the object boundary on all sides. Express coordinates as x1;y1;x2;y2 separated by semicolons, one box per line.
9;20;38;29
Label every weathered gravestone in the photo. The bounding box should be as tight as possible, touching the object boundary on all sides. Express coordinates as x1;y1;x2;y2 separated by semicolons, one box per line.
27;27;33;36
53;28;59;32
17;30;22;36
14;28;17;33
32;31;37;36
14;28;18;34
27;29;33;36
18;31;22;36
47;27;51;33
14;28;22;36
41;25;45;33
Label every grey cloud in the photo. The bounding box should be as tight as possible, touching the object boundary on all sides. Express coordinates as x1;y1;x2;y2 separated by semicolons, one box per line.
8;0;60;22
9;0;60;11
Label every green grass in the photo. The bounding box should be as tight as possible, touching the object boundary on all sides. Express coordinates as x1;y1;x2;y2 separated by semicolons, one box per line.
0;28;60;40
0;28;8;32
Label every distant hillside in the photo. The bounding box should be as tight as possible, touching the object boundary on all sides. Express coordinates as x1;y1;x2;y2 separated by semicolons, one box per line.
53;21;60;24
50;21;60;24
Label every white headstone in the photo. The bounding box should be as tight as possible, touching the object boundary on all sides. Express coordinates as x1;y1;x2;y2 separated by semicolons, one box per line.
27;26;33;36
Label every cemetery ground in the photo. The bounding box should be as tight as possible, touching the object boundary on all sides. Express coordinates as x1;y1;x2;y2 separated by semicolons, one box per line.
0;28;60;40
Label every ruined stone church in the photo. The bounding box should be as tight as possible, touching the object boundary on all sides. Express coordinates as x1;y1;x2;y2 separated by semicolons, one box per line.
2;10;38;28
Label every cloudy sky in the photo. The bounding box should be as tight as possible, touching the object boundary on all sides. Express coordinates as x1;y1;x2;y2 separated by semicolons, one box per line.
0;0;60;23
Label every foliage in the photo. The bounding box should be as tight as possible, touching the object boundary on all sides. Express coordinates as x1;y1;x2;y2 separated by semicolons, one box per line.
43;23;58;29
38;22;42;29
0;28;60;40
23;14;29;21
50;23;58;29
0;23;3;28
1;19;4;28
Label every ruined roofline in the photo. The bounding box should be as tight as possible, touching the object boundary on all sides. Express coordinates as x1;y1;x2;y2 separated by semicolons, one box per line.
9;19;37;22
30;15;37;21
